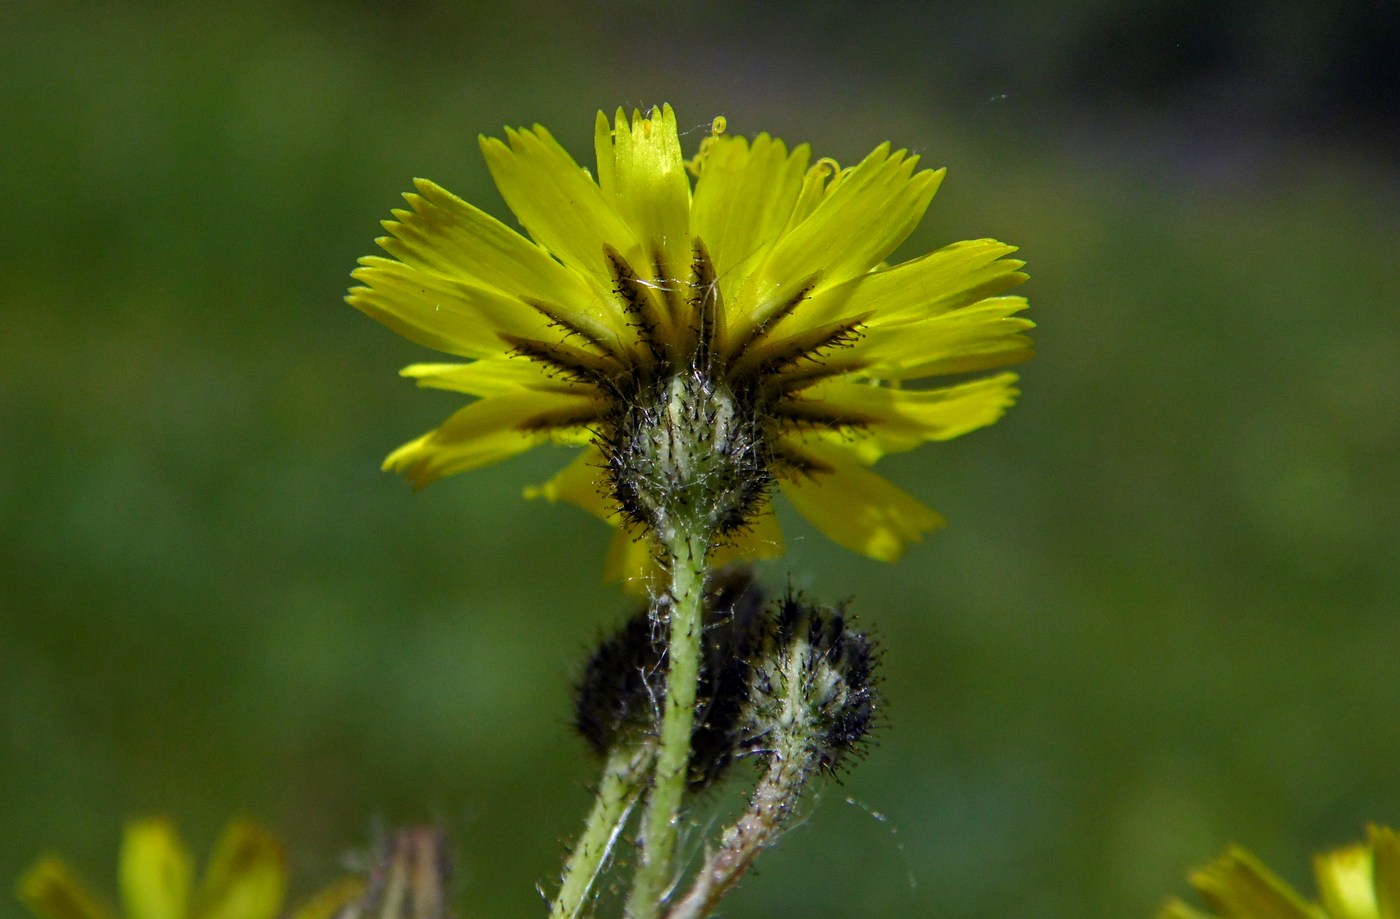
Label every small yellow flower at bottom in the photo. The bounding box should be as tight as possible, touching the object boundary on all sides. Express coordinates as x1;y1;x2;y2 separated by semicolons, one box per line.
1160;825;1400;919
17;818;364;919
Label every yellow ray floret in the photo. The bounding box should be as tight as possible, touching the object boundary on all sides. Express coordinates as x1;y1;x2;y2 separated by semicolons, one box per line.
18;818;362;919
1158;824;1400;919
348;104;1034;583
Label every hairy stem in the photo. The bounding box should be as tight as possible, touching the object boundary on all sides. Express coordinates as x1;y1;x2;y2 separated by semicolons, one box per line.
663;747;806;919
552;743;655;919
625;527;710;919
666;621;822;919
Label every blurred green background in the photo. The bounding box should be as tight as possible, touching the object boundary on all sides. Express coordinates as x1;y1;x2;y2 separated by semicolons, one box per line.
3;1;1397;916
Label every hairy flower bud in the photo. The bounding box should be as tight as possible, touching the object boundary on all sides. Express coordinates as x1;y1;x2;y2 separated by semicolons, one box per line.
738;592;879;775
573;573;879;790
572;566;766;789
664;594;882;919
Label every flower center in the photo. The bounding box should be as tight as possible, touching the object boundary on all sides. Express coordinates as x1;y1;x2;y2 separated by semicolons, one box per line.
507;241;870;554
608;370;772;548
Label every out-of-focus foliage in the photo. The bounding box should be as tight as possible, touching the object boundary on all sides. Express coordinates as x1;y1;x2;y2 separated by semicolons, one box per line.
2;2;1396;917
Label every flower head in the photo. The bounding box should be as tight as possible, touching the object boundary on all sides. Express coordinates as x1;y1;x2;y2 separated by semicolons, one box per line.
349;105;1032;583
17;818;362;919
1160;825;1400;919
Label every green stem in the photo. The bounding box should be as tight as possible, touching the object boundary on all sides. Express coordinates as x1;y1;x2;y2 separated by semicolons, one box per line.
552;742;656;919
663;752;807;919
625;527;710;919
663;643;813;919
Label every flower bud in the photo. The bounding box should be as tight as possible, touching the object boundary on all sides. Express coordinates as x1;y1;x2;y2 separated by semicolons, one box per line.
739;592;879;776
572;566;766;789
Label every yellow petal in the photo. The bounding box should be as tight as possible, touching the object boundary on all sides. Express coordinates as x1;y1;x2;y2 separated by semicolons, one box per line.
385;428;548;490
1187;847;1321;919
119;818;194;919
719;149;943;349
691;132;811;283
1156;900;1214;919
480;125;637;282
760;146;944;292
1315;842;1377;919
285;879;367;919
795;238;1027;331
522;447;614;521
374;179;607;331
778;445;944;561
596;106;691;283
384;390;597;488
348;258;562;360
1370;825;1400;919
792;373;1020;453
856;295;1035;380
17;858;118;919
785;155;839;229
192;822;287;919
401;358;589;398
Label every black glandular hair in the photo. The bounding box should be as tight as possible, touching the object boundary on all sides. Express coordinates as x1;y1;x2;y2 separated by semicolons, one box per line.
745;591;881;776
573;572;882;790
572;566;767;790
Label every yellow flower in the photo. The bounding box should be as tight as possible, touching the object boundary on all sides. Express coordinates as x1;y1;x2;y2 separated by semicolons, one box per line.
1159;825;1400;919
349;105;1032;583
17;818;363;919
